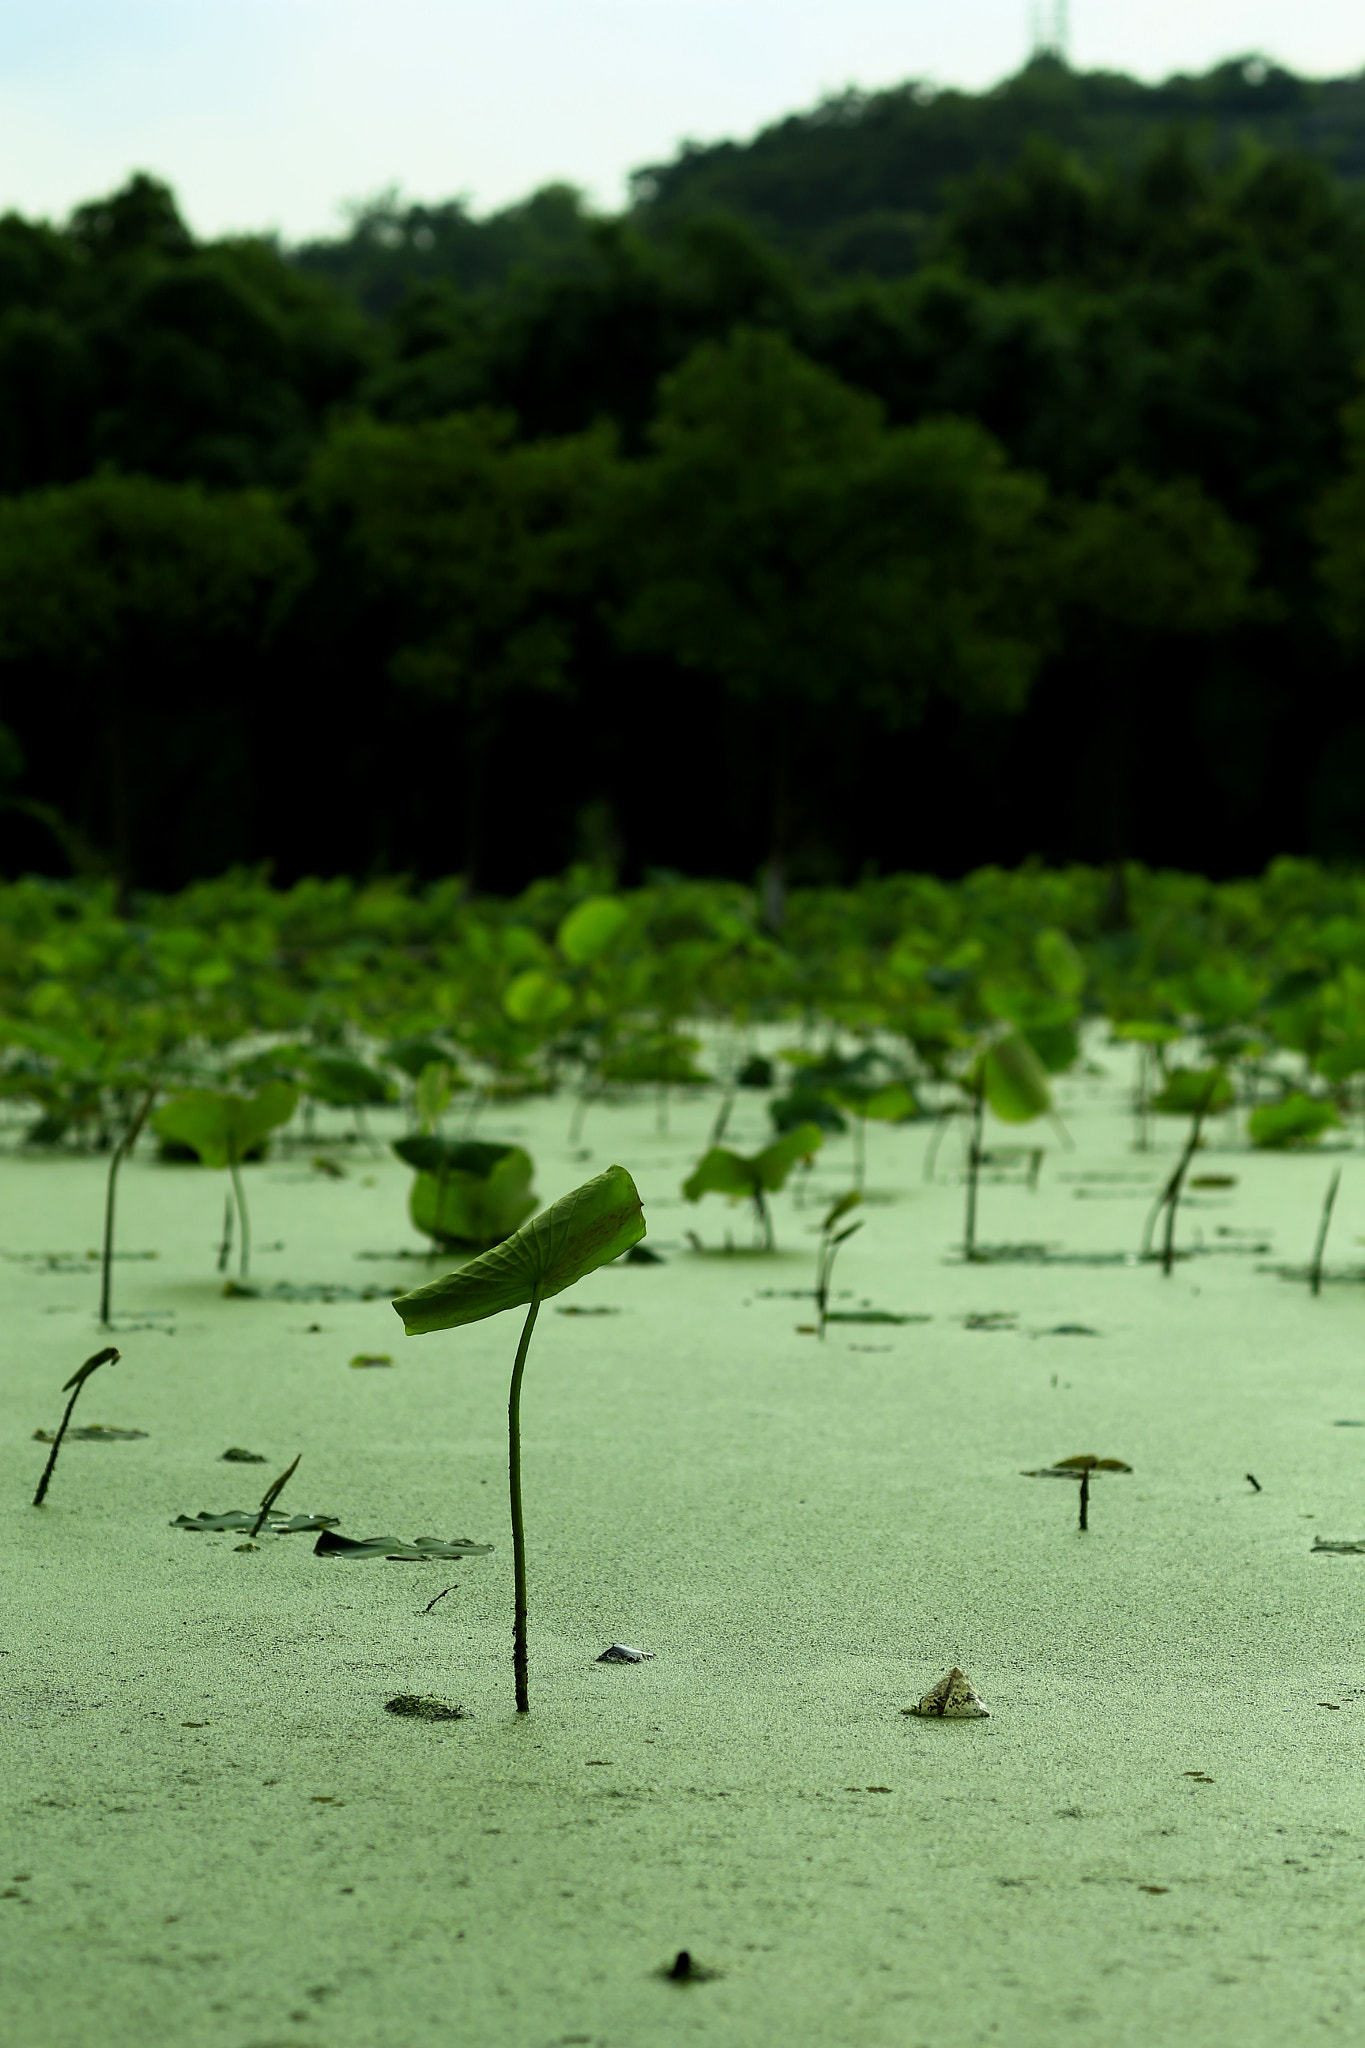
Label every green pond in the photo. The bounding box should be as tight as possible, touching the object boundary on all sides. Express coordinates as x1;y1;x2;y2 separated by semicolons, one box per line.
4;1058;1364;2047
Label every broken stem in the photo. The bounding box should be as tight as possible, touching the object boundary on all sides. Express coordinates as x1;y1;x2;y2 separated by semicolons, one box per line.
1310;1166;1342;1298
1078;1464;1090;1532
33;1347;120;1506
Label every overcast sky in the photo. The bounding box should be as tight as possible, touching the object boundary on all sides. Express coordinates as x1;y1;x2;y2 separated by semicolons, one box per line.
2;1;1362;242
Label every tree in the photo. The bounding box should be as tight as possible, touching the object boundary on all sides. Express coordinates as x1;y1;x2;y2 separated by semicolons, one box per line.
607;327;1055;911
0;472;309;892
1055;468;1260;881
306;409;613;887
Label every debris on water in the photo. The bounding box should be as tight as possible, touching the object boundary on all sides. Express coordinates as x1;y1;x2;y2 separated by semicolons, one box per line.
904;1667;990;1719
384;1695;467;1720
597;1642;655;1663
172;1509;339;1534
313;1529;493;1560
226;1280;400;1303
825;1310;928;1325
33;1424;147;1442
1246;1473;1262;1491
1045;1324;1099;1336
233;1541;259;1552
349;1352;393;1368
1333;1420;1365;1427
1312;1537;1365;1554
964;1311;1017;1331
1189;1174;1237;1189
556;1305;620;1316
625;1244;663;1264
221;1446;267;1462
659;1948;718;1983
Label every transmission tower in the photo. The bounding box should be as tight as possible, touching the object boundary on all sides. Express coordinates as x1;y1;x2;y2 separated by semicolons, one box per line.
1030;0;1069;60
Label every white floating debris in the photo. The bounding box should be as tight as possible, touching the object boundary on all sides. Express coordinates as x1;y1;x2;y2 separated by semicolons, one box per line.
905;1667;990;1719
597;1643;655;1664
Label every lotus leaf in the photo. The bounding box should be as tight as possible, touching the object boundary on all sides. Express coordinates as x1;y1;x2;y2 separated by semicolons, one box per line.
393;1163;645;1334
557;895;629;963
153;1081;298;1168
1248;1093;1342;1149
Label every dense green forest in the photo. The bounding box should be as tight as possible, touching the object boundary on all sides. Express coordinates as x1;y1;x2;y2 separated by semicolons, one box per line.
2;54;1365;898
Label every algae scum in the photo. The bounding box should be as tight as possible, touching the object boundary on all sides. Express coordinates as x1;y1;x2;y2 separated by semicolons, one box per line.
5;1065;1365;2048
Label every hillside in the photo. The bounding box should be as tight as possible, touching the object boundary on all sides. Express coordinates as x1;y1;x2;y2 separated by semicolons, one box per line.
294;55;1365;305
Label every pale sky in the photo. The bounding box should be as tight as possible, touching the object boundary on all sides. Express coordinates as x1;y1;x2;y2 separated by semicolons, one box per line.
1;1;1362;243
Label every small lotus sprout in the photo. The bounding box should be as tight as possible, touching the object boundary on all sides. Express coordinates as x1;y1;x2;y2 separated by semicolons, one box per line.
963;1033;1051;1261
682;1123;824;1251
33;1347;120;1506
393;1165;646;1714
98;1084;159;1327
1141;1068;1227;1275
1025;1453;1132;1531
152;1082;298;1280
249;1452;302;1539
815;1191;863;1338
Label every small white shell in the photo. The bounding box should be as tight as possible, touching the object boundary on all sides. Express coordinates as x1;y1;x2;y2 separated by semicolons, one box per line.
905;1667;990;1719
597;1642;655;1664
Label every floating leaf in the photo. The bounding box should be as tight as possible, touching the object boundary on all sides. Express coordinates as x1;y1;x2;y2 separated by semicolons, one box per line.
171;1509;339;1533
313;1530;493;1560
384;1694;467;1719
392;1164;645;1334
32;1424;146;1442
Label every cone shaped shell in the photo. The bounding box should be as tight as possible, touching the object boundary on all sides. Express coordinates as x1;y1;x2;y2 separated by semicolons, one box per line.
907;1667;990;1718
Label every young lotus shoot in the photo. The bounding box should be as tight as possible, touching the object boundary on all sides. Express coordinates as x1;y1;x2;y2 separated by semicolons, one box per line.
392;1165;646;1713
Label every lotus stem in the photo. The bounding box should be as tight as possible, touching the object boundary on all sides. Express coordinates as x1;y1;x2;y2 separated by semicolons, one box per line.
509;1289;543;1713
100;1086;156;1327
964;1085;985;1261
1310;1167;1343;1298
229;1156;250;1280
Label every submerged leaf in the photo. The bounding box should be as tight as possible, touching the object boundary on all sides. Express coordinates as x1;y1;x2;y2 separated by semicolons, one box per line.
392;1164;645;1334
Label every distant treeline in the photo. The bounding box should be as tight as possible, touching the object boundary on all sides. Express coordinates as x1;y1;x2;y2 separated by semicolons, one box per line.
3;56;1365;895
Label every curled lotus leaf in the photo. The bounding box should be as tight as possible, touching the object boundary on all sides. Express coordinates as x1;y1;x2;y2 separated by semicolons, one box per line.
393;1164;645;1334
